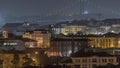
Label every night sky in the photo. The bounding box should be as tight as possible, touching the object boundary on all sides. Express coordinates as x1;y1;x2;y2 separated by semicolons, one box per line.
0;0;120;25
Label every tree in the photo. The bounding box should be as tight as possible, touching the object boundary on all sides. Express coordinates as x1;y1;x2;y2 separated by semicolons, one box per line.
11;53;20;68
37;50;51;65
22;55;34;67
0;60;3;68
10;48;20;68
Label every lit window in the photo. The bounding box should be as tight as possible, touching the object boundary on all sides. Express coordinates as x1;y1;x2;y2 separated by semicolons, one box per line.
3;43;7;45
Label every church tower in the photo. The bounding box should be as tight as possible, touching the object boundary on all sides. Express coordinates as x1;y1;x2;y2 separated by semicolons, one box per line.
2;28;8;38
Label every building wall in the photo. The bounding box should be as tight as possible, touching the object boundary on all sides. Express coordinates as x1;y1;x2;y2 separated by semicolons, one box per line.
88;37;117;48
48;39;88;57
0;40;25;50
25;41;37;48
52;25;113;35
63;26;86;35
49;41;73;57
72;56;118;68
23;31;50;48
52;25;86;35
117;38;120;48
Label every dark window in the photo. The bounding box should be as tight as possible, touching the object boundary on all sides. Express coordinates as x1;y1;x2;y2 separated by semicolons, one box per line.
92;59;97;63
75;59;80;63
89;59;91;63
102;59;107;62
82;59;87;63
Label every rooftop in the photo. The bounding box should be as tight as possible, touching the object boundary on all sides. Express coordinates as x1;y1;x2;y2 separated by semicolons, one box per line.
71;51;114;57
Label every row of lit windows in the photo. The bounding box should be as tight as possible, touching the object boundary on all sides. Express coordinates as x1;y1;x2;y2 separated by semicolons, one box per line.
24;33;47;36
95;39;112;42
3;43;17;46
98;43;112;47
75;58;114;63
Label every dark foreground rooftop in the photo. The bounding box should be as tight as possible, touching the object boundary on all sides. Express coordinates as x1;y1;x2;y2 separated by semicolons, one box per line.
71;51;114;57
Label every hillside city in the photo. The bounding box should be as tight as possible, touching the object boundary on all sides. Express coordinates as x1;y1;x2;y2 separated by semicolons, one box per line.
0;19;120;68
